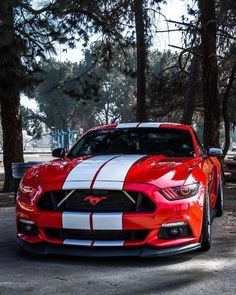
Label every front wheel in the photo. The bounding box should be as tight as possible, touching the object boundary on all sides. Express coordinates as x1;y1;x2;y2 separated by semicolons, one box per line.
200;189;211;251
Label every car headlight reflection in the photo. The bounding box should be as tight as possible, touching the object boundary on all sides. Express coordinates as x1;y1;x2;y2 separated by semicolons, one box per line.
160;183;200;200
19;185;37;198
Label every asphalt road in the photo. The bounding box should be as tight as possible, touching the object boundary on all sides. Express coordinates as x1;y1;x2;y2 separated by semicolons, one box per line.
0;185;236;295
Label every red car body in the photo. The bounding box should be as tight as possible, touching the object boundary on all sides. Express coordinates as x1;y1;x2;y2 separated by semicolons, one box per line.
16;123;223;257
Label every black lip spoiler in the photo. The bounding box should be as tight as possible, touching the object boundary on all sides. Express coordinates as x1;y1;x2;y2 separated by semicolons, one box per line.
17;238;201;257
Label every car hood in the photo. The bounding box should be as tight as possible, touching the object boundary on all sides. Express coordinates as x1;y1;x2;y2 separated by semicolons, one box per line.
28;154;202;189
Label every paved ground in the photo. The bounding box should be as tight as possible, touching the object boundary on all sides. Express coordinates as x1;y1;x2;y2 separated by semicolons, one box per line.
0;152;53;165
0;184;236;295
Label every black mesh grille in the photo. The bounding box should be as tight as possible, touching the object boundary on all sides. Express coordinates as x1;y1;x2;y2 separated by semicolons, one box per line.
45;228;148;241
38;189;156;213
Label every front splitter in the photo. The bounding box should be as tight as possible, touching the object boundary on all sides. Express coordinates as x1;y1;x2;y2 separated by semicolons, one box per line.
17;237;201;257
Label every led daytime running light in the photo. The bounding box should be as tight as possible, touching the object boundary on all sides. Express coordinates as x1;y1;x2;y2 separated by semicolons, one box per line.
161;183;200;200
19;185;36;196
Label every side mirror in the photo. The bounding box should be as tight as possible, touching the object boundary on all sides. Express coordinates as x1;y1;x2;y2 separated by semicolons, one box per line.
52;148;66;158
207;147;223;157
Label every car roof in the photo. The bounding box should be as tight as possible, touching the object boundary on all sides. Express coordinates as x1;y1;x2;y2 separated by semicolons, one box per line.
88;122;192;132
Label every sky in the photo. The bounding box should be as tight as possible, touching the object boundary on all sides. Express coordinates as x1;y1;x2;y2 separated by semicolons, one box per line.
21;0;191;109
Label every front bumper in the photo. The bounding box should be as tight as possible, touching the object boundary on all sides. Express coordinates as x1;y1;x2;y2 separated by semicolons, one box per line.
16;182;205;254
17;237;201;257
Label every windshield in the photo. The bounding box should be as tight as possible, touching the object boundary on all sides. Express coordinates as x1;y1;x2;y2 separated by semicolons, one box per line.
69;128;195;158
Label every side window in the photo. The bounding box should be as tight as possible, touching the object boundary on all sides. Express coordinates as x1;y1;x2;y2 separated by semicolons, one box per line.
194;132;205;156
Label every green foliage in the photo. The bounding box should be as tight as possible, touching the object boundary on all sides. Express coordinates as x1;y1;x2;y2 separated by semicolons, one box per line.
22;44;137;136
146;50;187;120
27;59;101;131
0;0;67;100
21;106;43;140
22;45;188;138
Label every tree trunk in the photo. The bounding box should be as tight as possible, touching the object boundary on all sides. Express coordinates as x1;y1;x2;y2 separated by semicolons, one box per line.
222;65;236;158
133;0;147;122
0;2;24;191
180;54;200;125
199;0;220;147
1;95;24;192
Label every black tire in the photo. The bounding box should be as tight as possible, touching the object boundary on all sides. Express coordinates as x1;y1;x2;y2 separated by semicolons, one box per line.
215;173;224;217
200;189;211;251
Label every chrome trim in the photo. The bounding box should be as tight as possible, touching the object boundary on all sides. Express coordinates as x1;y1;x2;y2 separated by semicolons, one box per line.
122;191;136;204
57;189;75;209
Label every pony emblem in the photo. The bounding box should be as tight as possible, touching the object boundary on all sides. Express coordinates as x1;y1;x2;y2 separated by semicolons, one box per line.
84;196;108;206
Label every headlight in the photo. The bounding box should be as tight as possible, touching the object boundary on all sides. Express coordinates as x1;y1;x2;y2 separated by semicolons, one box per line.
160;183;200;200
19;184;37;198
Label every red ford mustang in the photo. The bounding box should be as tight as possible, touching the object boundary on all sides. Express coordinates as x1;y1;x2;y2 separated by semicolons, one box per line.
16;122;224;257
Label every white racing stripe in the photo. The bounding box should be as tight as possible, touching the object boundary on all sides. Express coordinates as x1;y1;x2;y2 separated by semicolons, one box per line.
64;239;92;246
62;212;90;230
63;240;124;247
63;154;145;190
93;213;123;230
138;122;161;128
62;155;117;190
93;241;124;247
62;212;123;231
63;181;92;190
92;181;124;190
93;154;145;190
116;122;180;128
116;123;139;128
